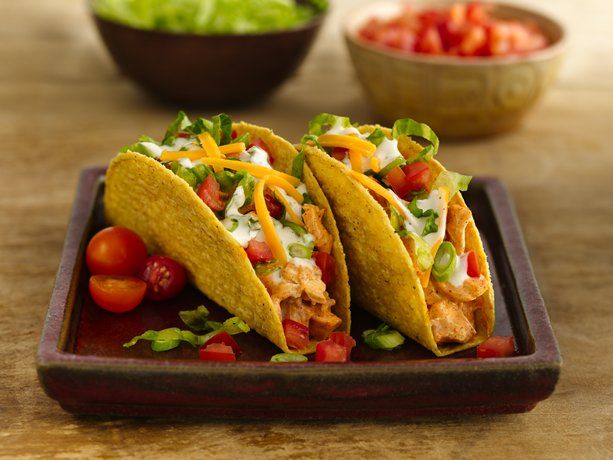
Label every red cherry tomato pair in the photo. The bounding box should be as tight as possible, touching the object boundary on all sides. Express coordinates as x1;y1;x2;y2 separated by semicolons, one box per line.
86;227;187;313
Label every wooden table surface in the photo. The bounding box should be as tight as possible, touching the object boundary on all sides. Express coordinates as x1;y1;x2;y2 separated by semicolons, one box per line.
1;0;612;458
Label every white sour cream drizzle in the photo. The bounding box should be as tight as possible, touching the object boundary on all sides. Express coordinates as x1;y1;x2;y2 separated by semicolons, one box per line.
448;253;470;287
140;137;199;159
390;188;448;250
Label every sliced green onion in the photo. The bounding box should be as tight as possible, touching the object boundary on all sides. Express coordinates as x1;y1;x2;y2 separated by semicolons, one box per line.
378;157;406;177
362;324;405;350
179;305;210;331
282;220;307;236
288;242;314;259
302;193;313;204
233;132;251;146
270;353;308;363
223;317;251;335
432;242;457;282
223;218;239;232
254;261;280;277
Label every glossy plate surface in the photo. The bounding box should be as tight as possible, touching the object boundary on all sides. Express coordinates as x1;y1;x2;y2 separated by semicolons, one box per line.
37;167;561;418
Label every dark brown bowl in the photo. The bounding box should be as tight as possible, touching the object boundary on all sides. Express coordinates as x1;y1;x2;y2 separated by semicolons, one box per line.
92;8;326;105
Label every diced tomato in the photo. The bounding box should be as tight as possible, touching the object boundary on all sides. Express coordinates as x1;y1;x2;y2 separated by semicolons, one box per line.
385;166;410;198
231;130;237;139
329;332;356;360
315;339;348;363
245;239;274;264
358;2;548;57
203;331;241;355
197;175;226;211
248;137;274;164
138;255;187;301
331;147;349;161
176;132;191;138
467;3;487;24
89;275;146;313
476;336;515;358
86;226;148;276
283;319;310;350
264;190;283;218
416;27;443;54
313;251;335;286
199;342;236;362
466;250;481;278
401;161;430;192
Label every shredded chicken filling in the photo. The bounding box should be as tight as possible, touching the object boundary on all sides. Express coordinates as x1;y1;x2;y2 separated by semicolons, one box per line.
260;205;341;341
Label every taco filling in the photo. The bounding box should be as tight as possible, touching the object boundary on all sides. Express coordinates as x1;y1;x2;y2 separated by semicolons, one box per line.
304;114;490;346
123;113;341;349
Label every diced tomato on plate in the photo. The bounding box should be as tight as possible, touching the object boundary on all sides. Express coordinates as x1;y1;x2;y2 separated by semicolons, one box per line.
476;336;515;358
199;342;236;362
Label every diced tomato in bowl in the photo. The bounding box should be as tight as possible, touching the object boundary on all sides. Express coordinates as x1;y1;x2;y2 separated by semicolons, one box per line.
357;2;549;57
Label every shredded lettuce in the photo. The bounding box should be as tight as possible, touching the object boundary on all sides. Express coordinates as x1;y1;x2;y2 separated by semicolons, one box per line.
300;134;322;149
307;113;353;136
93;0;327;35
391;118;440;158
162;111;191;145
291;151;305;179
366;128;385;146
406;233;434;271
432;171;472;198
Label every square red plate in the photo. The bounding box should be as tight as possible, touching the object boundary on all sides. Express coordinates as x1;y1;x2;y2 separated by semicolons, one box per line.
37;168;561;418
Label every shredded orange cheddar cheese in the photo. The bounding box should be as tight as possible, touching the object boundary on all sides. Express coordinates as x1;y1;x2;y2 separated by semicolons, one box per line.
254;177;287;265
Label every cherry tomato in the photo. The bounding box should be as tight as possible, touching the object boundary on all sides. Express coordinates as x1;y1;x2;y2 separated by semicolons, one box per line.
138;255;187;301
283;319;310;350
248;137;274;164
264;190;283;218
202;330;241;355
313;251;335;286
245;240;274;264
199;342;236;362
401;161;430;192
466;250;481;278
315;339;348;363
86;226;148;276
89;275;146;313
329;332;356;360
331;147;348;161
476;336;515;358
197;175;226;211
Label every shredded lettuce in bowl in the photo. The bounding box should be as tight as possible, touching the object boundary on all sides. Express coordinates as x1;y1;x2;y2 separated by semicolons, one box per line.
92;0;328;35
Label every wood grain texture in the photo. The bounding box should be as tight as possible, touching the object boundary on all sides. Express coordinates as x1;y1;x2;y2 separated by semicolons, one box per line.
1;0;611;458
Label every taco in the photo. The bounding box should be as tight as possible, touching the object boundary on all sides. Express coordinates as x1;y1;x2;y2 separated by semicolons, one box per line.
104;112;350;354
300;114;494;356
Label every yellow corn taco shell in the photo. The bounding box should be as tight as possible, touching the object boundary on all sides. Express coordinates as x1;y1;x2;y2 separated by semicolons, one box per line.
104;122;350;354
302;125;494;357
